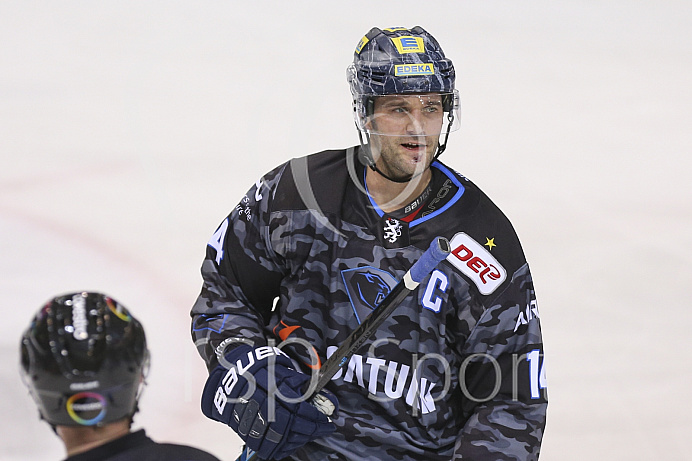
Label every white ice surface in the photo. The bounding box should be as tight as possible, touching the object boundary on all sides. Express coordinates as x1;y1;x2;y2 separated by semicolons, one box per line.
2;1;691;460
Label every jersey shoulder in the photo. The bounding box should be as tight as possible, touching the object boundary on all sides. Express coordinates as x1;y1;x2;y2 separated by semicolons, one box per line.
271;148;352;215
107;442;220;461
72;431;221;461
141;443;221;461
435;162;528;288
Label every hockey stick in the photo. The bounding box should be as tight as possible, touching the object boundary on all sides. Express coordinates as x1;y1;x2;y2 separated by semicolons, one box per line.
236;237;451;461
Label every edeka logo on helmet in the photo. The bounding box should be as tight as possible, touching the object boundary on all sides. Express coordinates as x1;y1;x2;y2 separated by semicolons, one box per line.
391;36;425;54
395;63;434;76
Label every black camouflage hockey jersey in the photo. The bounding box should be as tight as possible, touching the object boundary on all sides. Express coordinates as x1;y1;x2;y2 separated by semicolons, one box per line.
191;147;547;460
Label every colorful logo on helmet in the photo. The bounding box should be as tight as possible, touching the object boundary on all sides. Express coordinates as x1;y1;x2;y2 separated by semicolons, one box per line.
66;392;107;425
391;36;425;54
106;297;132;322
355;35;369;54
394;63;435;76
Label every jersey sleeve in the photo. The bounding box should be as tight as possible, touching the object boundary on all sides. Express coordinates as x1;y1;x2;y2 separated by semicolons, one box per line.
190;164;289;370
453;263;547;460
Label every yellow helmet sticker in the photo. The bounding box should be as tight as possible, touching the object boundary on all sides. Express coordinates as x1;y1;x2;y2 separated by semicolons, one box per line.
394;63;435;76
355;35;370;54
383;27;408;32
391;36;425;54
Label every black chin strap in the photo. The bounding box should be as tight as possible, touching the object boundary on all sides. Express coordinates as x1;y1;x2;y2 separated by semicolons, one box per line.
431;110;454;162
434;120;452;161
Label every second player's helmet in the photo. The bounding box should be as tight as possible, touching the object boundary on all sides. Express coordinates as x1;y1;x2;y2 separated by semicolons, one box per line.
347;26;461;137
20;292;149;427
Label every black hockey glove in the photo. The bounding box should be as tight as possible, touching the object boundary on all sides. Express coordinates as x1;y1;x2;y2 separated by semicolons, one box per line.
201;344;338;460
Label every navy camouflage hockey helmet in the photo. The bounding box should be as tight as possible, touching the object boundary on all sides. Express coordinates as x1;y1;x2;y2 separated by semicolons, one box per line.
348;26;456;97
348;27;460;133
20;292;149;427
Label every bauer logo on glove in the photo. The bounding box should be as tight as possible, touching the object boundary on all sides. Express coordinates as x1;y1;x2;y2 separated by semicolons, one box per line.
201;344;338;460
212;345;290;415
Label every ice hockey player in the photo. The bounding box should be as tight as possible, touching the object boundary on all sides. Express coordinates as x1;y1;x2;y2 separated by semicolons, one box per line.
191;26;547;460
20;291;221;461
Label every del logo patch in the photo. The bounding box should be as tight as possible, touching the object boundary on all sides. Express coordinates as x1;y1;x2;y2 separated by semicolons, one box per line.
447;233;506;295
341;267;397;324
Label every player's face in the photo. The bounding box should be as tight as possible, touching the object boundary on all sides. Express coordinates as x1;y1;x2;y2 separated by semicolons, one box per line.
366;94;443;180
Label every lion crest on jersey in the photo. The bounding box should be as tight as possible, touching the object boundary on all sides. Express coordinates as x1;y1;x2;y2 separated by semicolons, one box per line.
378;216;410;248
383;218;402;243
341;267;397;324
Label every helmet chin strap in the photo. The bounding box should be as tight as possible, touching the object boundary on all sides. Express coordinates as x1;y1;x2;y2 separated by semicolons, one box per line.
357;123;452;184
431;114;453;161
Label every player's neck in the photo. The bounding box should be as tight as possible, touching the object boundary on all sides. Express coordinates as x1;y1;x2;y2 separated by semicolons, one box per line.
57;420;130;457
366;166;432;213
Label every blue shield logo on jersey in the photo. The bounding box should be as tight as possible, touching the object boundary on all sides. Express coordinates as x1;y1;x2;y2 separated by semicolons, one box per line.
341;267;398;324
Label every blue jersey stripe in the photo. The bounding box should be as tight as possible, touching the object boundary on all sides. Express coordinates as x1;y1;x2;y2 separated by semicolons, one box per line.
364;161;465;226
